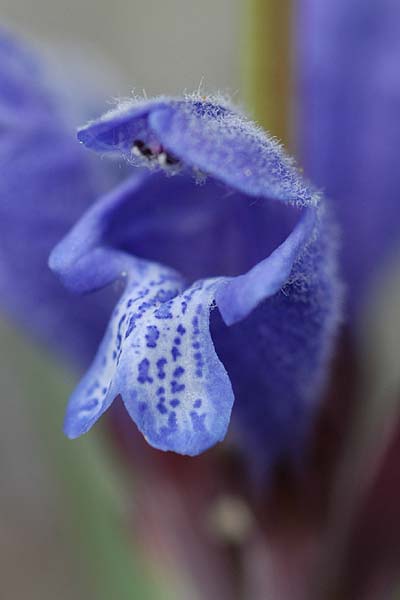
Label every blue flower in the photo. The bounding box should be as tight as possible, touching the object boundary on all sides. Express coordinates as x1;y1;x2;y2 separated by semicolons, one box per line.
49;96;341;460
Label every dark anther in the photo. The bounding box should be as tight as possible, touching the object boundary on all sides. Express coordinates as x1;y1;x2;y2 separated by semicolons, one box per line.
165;154;180;166
132;139;155;158
132;139;181;168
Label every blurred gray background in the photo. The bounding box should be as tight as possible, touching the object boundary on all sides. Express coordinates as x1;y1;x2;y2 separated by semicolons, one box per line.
2;0;241;97
0;1;240;598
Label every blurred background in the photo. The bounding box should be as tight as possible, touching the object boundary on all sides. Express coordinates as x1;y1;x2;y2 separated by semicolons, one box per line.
0;1;241;598
2;1;400;599
1;0;241;99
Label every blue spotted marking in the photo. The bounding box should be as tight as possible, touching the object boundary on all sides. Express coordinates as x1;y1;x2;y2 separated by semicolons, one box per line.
156;289;178;303
117;314;126;328
157;357;167;379
192;316;200;335
125;313;140;338
127;288;149;309
171;346;181;362
81;398;99;411
115;313;127;362
159;411;178;436
173;366;185;378
137;358;153;384
155;302;173;319
190;411;207;433
138;301;150;312
145;325;160;348
157;402;168;415
64;264;234;455
171;380;185;394
86;381;100;396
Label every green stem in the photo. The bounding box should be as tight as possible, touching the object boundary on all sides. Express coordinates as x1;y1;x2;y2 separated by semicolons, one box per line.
242;0;293;148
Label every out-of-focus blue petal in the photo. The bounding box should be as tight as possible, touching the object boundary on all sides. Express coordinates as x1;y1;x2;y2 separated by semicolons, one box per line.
297;0;400;316
0;29;116;365
53;96;341;457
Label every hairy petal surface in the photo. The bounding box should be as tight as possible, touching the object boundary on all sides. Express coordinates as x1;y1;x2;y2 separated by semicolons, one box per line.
297;0;400;316
53;97;341;458
50;92;340;460
78;96;318;205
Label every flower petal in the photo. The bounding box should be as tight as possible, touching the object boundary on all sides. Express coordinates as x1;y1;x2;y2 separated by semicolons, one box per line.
51;175;234;454
215;207;317;325
297;0;400;314
119;274;233;455
77;99;168;154
0;29;117;365
213;206;341;469
77;97;320;206
148;104;316;205
65;266;233;455
52;164;340;460
64;93;342;460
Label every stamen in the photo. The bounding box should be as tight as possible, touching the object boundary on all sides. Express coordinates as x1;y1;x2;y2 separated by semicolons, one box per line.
132;139;157;159
131;144;143;157
157;151;168;166
165;153;180;167
131;139;181;171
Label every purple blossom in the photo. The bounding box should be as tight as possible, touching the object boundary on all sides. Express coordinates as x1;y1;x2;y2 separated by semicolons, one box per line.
0;4;398;596
0;29;342;465
49;97;341;459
